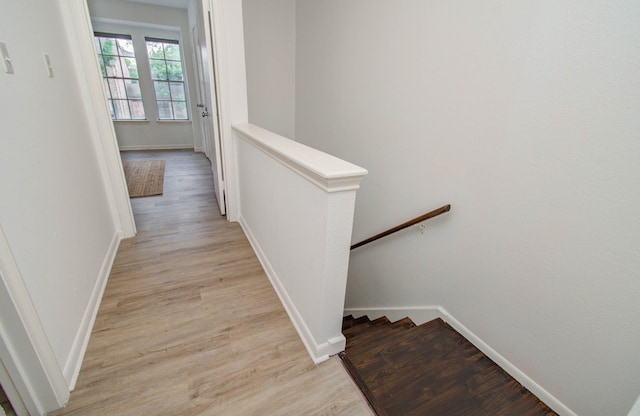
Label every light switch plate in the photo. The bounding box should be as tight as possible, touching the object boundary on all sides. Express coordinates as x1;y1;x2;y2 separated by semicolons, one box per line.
0;42;15;74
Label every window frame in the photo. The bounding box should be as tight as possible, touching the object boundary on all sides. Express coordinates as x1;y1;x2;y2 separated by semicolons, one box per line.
145;37;190;121
94;32;146;121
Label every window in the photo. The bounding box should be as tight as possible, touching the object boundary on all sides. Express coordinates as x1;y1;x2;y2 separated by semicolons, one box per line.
145;38;188;120
94;33;145;120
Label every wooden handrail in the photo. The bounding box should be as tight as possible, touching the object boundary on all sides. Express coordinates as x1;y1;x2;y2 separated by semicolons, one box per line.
350;204;451;250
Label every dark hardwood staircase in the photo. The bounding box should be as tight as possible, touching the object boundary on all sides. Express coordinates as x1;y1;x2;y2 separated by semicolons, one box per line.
340;315;558;416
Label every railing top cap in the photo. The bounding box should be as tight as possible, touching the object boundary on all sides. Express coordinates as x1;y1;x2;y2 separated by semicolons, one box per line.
233;123;368;192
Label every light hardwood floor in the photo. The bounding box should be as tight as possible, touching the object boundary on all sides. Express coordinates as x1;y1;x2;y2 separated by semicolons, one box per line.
52;150;371;415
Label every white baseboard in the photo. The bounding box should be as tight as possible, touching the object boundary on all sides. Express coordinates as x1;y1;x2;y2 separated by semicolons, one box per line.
344;305;576;416
118;144;194;151
238;215;338;364
63;232;121;390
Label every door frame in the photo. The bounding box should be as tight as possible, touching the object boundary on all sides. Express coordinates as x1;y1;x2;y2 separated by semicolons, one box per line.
191;25;214;161
193;12;227;215
61;0;137;240
201;0;247;222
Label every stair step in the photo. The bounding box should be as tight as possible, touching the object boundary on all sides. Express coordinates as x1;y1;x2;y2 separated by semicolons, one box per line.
389;316;417;330
343;316;389;338
347;317;442;355
342;314;371;331
342;314;355;329
341;316;557;416
346;316;420;351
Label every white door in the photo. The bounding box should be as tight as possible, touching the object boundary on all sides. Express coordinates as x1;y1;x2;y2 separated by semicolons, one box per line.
191;27;213;161
195;4;226;215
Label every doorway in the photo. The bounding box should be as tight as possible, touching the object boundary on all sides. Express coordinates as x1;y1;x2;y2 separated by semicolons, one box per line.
88;1;227;216
191;13;226;215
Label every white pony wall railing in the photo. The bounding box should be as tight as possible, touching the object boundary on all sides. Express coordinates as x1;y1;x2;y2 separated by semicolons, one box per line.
233;123;367;363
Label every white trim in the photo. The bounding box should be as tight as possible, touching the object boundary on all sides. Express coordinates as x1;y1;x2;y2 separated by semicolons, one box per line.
155;120;194;124
207;0;248;222
0;226;69;415
119;144;195;151
208;0;232;218
0;359;28;416
233;123;368;193
202;0;228;216
92;16;182;32
344;305;577;416
63;233;121;389
59;0;136;238
627;395;640;416
238;215;339;364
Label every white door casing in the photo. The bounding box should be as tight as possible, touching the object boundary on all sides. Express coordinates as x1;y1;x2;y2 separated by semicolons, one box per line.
191;26;213;161
0;359;28;416
0;225;69;415
200;2;227;215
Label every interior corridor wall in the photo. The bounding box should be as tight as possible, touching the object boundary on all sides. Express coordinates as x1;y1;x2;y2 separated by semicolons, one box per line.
242;0;296;139
0;0;118;385
295;1;640;415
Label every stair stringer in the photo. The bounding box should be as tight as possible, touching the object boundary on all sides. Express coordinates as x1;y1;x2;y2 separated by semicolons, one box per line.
343;305;577;416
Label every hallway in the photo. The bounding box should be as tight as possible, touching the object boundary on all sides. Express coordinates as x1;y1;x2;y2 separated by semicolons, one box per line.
52;150;370;415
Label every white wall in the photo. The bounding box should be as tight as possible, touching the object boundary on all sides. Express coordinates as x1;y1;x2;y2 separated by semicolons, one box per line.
88;0;202;151
295;1;640;415
242;0;296;139
0;0;119;387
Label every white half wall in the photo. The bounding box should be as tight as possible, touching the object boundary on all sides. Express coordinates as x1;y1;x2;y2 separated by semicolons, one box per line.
242;0;296;139
295;1;640;415
0;0;122;397
234;123;366;363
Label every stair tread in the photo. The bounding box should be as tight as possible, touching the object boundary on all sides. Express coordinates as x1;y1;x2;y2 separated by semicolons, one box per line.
354;316;395;334
342;315;371;331
344;316;390;338
343;316;416;342
341;315;355;331
342;318;374;336
338;352;390;416
345;317;442;353
341;317;557;416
